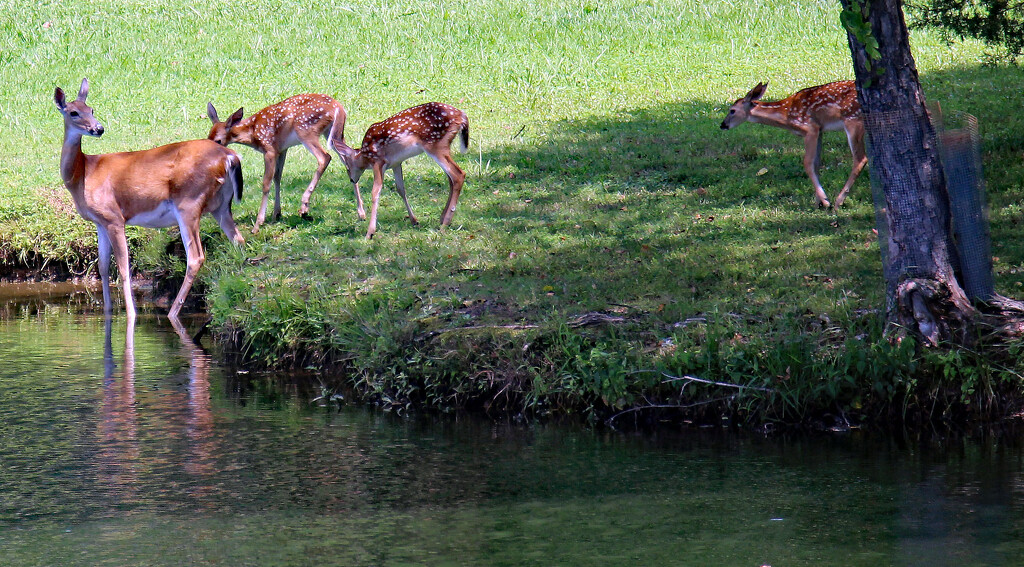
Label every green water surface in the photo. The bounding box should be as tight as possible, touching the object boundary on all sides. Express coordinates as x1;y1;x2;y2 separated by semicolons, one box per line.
1;294;1023;566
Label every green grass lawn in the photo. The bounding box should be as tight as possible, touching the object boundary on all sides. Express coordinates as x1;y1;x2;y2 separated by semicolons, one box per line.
4;0;1024;425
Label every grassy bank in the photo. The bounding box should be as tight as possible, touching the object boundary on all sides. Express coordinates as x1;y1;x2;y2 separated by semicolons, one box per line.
4;0;1024;426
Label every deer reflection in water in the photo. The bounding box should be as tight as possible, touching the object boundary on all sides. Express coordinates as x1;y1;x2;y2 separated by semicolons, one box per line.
171;317;217;488
98;315;217;506
98;315;139;498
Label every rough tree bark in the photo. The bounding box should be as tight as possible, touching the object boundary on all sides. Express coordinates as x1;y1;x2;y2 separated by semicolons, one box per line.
841;0;970;344
838;0;1024;346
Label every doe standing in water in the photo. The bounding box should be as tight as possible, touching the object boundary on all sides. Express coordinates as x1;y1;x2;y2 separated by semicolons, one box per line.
206;94;347;233
55;78;245;323
330;102;469;238
720;81;867;209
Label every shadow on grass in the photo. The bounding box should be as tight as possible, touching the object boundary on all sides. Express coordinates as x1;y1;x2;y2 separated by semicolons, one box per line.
433;97;883;326
442;64;1024;321
195;64;1024;425
184;64;1024;341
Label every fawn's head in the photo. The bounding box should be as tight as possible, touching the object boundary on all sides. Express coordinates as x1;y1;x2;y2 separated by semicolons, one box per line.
721;82;767;130
206;103;245;146
330;139;370;186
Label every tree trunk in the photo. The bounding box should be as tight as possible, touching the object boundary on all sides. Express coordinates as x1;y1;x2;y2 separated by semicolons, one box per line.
840;0;977;345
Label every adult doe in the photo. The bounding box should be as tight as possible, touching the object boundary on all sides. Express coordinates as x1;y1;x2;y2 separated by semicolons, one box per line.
56;78;245;322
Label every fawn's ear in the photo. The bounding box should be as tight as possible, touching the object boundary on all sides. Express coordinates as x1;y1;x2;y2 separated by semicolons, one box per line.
55;87;67;112
77;77;89;101
207;102;220;124
226;107;245;129
746;81;767;102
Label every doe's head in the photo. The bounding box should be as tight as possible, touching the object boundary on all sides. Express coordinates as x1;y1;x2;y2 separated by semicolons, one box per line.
55;78;104;137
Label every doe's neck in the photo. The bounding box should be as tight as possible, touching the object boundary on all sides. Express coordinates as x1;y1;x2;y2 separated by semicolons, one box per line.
59;130;87;189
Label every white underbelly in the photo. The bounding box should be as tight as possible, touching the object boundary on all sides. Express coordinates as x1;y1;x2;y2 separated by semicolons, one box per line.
387;142;425;167
822;120;846;132
280;131;302;150
127;201;179;228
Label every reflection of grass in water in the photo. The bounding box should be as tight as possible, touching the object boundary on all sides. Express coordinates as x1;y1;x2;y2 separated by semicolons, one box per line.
5;423;1024;567
5;487;903;567
0;306;1019;566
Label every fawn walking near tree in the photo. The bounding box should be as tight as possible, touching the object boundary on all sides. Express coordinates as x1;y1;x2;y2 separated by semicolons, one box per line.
720;81;867;209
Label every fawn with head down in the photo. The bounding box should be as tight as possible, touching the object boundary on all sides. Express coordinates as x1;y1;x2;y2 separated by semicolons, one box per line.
721;80;867;209
330;102;469;238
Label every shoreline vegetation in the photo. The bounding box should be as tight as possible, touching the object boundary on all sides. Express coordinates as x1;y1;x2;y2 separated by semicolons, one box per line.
4;1;1024;429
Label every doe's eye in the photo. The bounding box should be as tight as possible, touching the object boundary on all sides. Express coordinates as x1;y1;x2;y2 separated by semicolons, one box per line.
69;111;79;117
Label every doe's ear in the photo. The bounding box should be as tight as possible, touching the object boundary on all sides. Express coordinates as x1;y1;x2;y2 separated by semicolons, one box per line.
55;87;67;112
77;78;89;101
207;102;220;124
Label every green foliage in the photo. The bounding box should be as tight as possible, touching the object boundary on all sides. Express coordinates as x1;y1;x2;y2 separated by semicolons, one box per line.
841;0;883;61
840;0;885;87
907;0;1024;62
538;325;640;415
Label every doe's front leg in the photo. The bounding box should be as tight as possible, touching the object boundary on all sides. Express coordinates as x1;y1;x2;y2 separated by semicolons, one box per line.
96;224;114;314
106;224;137;324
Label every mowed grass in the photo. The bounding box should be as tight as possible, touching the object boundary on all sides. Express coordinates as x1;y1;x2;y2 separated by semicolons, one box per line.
4;0;1024;422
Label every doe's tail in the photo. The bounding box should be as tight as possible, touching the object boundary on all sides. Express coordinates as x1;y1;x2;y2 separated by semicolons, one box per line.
458;119;470;154
227;154;243;203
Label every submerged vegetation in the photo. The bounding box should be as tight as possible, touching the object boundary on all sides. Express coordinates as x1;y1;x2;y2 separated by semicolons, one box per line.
3;0;1024;427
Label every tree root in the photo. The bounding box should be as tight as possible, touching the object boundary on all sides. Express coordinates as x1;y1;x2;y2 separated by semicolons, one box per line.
893;278;1024;347
977;294;1024;341
893;278;976;346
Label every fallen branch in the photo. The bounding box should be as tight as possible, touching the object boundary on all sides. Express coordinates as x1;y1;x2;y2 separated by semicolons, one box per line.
606;395;736;425
415;323;540;342
660;371;774;392
567;312;625;327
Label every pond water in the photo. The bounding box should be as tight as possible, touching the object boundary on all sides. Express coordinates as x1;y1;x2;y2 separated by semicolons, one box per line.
2;289;1024;566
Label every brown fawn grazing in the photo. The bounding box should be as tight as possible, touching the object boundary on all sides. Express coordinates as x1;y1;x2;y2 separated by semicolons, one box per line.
55;78;245;323
207;94;347;233
720;81;867;209
329;102;469;239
